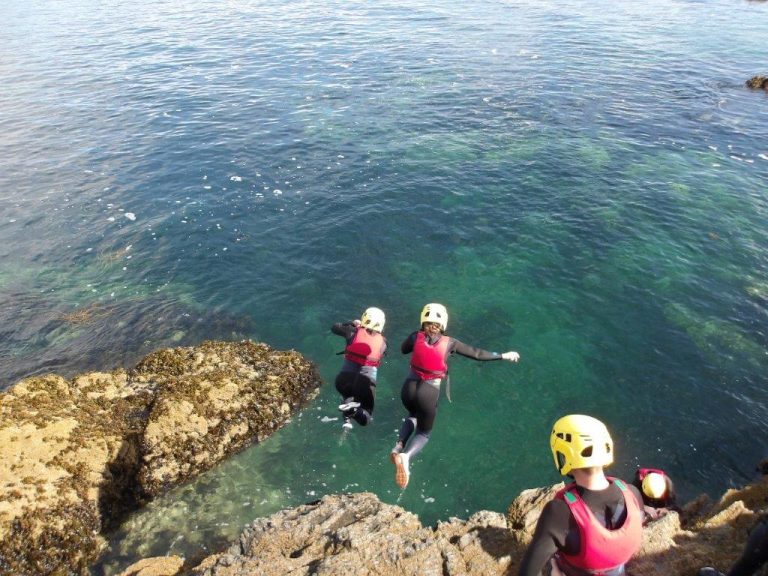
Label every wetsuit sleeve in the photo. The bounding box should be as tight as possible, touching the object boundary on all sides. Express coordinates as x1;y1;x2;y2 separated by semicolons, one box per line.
331;322;357;341
628;484;645;510
518;500;571;576
401;332;418;354
450;338;504;361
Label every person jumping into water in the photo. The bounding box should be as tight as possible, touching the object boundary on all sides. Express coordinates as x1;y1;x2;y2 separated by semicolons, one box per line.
332;307;387;431
390;302;520;488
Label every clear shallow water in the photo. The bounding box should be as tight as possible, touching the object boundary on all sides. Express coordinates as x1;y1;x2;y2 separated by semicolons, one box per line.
1;0;767;572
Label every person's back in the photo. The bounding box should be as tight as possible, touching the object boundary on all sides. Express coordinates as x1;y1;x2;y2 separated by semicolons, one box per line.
518;415;644;576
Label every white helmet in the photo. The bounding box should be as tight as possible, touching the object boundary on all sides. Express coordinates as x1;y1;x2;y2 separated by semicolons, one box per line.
420;303;448;331
360;307;385;332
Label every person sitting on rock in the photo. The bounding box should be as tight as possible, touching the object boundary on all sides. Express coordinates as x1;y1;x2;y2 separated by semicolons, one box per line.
331;307;387;431
390;303;520;489
699;516;768;576
631;467;680;522
518;414;644;576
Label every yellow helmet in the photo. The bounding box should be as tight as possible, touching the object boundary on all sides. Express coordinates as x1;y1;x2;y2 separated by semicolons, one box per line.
420;303;448;331
550;414;613;476
642;472;667;500
360;307;385;332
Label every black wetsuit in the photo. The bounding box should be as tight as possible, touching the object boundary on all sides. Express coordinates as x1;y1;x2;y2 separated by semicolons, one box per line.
397;330;503;457
518;481;644;576
727;517;768;576
332;322;386;426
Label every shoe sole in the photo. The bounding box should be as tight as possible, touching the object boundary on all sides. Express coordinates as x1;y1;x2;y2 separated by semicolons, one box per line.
393;454;409;489
338;403;361;412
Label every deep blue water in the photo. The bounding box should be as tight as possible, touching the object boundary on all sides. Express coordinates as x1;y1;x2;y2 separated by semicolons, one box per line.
1;0;767;572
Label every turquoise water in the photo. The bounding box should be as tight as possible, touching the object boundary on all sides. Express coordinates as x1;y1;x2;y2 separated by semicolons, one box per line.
1;0;767;571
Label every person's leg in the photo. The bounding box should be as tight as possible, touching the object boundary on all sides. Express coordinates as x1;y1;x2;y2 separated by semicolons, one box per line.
393;380;440;488
352;377;375;426
401;380;439;459
396;379;421;447
335;372;356;406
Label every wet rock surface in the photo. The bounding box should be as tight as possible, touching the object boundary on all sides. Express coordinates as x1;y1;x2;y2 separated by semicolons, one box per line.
187;492;517;576
183;475;768;576
0;340;321;576
746;75;768;90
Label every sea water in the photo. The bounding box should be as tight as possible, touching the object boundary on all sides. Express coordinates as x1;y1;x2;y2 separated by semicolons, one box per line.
1;0;767;572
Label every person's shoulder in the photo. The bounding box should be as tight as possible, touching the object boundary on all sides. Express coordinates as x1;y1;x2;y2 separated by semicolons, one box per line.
622;480;644;508
540;496;571;525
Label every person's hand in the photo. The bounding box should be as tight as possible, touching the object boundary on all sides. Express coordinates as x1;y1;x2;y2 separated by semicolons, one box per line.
501;351;520;362
352;319;361;327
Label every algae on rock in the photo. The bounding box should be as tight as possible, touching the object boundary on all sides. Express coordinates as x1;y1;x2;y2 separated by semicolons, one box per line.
0;340;321;576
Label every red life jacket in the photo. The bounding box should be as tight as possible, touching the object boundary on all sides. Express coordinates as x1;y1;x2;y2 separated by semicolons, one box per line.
555;478;643;575
410;331;450;380
344;327;384;366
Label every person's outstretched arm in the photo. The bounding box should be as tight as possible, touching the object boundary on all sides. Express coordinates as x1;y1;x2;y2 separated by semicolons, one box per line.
451;338;520;362
332;320;359;339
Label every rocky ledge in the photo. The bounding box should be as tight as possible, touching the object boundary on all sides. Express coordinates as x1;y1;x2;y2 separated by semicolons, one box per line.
0;340;322;575
136;474;768;576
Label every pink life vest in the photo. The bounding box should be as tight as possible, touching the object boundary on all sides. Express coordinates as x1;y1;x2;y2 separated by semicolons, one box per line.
344;328;384;367
410;331;450;380
555;478;643;575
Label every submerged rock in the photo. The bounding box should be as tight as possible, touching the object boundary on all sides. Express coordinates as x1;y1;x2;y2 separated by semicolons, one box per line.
117;556;184;576
0;340;321;576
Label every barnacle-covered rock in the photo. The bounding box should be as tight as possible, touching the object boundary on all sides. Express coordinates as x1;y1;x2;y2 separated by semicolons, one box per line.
0;340;321;575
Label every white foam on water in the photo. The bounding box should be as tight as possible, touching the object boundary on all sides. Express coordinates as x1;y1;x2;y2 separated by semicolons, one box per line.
230;176;242;182
107;217;116;222
759;153;768;161
125;212;136;221
424;497;435;503
320;416;338;423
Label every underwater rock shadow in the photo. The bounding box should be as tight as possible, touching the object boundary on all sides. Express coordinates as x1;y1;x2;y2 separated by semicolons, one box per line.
0;294;255;390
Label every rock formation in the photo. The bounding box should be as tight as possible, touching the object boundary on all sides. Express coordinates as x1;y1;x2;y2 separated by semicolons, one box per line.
0;340;321;576
181;475;768;576
746;75;768;90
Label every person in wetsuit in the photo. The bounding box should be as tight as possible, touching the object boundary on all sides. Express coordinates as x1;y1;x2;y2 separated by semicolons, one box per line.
631;467;680;522
390;303;520;489
519;414;644;576
331;307;387;431
698;518;768;576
